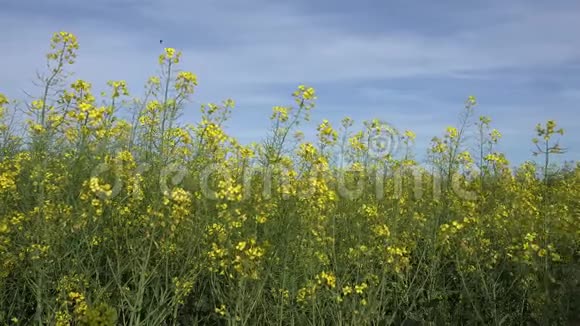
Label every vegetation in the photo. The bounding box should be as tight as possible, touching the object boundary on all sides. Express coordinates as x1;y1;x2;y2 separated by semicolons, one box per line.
0;32;579;325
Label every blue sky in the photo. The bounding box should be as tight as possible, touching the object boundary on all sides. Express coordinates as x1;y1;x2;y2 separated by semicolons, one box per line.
1;0;579;165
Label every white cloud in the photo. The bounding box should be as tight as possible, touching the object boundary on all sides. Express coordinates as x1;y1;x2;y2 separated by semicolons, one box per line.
1;0;579;163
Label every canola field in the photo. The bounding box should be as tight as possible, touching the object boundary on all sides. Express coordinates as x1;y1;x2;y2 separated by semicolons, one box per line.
0;32;579;325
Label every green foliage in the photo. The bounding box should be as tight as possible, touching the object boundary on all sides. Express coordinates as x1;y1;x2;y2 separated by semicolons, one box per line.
0;31;579;326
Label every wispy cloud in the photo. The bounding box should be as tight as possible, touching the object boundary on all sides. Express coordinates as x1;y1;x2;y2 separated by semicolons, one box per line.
1;0;579;163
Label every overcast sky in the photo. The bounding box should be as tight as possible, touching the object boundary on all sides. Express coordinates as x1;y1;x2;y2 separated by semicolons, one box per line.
1;0;579;164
